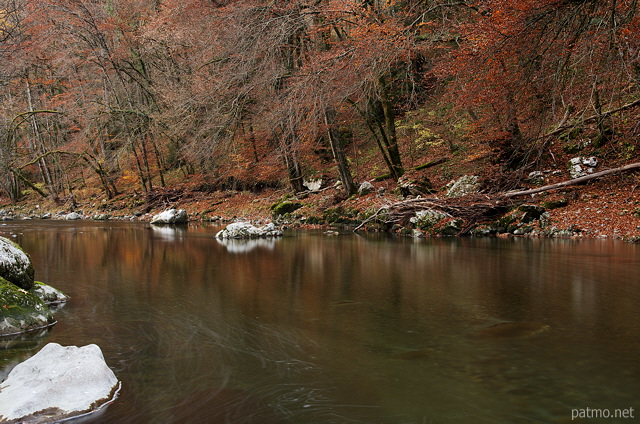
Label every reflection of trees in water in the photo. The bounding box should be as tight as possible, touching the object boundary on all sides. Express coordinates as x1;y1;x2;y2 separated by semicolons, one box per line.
3;222;640;423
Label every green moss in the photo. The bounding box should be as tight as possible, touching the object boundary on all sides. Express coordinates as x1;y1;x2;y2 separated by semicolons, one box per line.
29;281;69;305
0;277;54;336
304;216;324;225
322;207;360;224
270;200;303;217
541;199;569;210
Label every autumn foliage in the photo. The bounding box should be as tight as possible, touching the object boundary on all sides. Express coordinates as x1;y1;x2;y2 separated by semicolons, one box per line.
0;0;638;202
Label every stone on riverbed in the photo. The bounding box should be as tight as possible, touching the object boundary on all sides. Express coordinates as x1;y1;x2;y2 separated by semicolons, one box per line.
150;208;188;224
215;222;282;239
0;343;120;423
0;236;35;290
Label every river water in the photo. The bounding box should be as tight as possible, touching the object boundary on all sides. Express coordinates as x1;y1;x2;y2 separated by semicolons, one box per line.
0;220;638;423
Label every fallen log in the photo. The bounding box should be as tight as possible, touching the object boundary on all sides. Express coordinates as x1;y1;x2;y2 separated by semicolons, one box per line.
501;162;640;198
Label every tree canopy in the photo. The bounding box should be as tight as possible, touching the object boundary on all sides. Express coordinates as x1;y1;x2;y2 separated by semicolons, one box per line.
0;0;638;202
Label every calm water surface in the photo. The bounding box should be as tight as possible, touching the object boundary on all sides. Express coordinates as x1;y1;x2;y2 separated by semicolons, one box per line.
0;220;639;423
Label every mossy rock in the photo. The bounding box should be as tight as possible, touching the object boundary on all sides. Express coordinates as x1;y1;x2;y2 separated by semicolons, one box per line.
30;281;70;305
438;219;464;236
304;215;324;225
322;207;359;224
541;198;568;210
270;201;303;217
0;277;55;336
495;214;518;233
0;236;35;290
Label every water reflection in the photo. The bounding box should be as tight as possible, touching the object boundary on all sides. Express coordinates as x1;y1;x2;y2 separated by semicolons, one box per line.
0;221;638;423
215;237;280;253
149;224;187;241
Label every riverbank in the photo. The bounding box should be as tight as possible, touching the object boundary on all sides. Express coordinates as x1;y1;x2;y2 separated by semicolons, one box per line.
2;167;640;241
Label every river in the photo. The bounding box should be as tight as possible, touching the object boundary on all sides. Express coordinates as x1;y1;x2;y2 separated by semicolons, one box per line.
0;220;638;423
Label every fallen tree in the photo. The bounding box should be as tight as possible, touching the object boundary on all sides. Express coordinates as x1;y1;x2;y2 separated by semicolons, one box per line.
354;161;640;233
500;162;640;198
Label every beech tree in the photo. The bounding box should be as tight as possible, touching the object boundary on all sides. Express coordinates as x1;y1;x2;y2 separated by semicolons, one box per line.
439;0;640;171
1;0;638;202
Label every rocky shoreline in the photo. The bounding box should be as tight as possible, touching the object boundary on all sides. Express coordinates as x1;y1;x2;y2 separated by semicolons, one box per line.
1;168;639;242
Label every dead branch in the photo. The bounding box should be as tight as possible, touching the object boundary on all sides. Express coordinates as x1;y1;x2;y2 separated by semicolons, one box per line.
143;187;186;212
501;162;640;198
355;161;640;233
18;150;82;169
354;194;512;232
544;98;640;139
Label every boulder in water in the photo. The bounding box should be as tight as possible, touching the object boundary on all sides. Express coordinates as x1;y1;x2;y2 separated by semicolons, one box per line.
0;278;54;336
0;236;35;290
65;212;82;220
150;208;188;225
216;222;282;239
0;343;120;423
30;281;70;305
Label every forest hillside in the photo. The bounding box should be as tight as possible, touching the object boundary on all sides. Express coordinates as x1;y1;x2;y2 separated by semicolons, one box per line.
1;1;640;238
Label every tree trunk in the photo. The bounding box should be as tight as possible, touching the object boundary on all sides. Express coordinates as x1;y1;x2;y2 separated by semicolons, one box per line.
25;77;56;200
324;106;356;195
378;76;404;180
283;148;305;193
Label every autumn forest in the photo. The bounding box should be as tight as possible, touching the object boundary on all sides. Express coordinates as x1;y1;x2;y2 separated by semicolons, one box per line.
1;0;639;206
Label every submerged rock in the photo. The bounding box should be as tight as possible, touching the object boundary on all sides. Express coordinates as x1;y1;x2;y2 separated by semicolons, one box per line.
0;343;120;423
150;208;188;225
216;222;282;239
476;321;549;339
0;236;35;290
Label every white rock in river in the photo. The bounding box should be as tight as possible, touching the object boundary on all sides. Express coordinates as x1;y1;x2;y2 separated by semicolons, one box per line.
0;343;120;423
65;212;82;220
150;208;188;224
0;236;35;290
215;222;282;239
